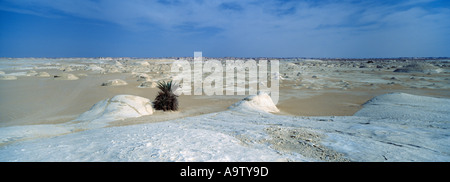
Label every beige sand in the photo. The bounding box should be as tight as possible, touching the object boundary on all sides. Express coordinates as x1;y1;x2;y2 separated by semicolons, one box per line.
0;70;242;127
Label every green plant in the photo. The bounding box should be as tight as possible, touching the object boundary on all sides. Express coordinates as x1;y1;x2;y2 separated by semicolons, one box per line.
153;80;179;111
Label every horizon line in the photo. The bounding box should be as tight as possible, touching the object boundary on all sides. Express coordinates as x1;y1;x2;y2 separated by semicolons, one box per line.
1;56;450;60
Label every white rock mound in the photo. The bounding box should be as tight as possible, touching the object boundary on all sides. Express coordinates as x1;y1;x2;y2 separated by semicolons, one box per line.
36;72;51;77
393;63;443;73
76;95;154;127
229;92;279;113
136;73;151;81
114;61;123;67
101;79;128;86
85;64;105;73
134;61;150;66
0;75;17;80
138;81;157;88
104;66;121;73
26;70;38;76
53;73;79;80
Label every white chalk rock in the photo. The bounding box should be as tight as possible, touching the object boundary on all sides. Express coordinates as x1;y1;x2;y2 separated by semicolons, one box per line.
0;75;17;80
393;63;442;73
85;64;105;73
354;92;450;122
53;73;79;80
27;70;38;76
136;73;151;81
76;95;154;127
114;61;123;67
138;81;157;88
36;72;51;77
104;66;121;73
61;66;73;72
101;79;128;86
134;61;150;66
229;91;279;113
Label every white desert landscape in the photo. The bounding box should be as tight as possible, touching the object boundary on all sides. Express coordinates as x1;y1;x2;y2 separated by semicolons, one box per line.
0;57;449;162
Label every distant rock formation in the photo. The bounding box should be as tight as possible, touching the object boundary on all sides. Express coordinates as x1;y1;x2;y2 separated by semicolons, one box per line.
138;81;157;88
394;63;442;73
53;73;79;80
101;79;128;86
0;75;17;80
36;72;51;77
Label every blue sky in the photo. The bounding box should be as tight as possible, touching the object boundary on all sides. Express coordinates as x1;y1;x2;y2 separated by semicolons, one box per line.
0;0;449;58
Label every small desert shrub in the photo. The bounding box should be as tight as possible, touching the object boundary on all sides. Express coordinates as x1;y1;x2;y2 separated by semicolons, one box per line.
153;80;179;111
